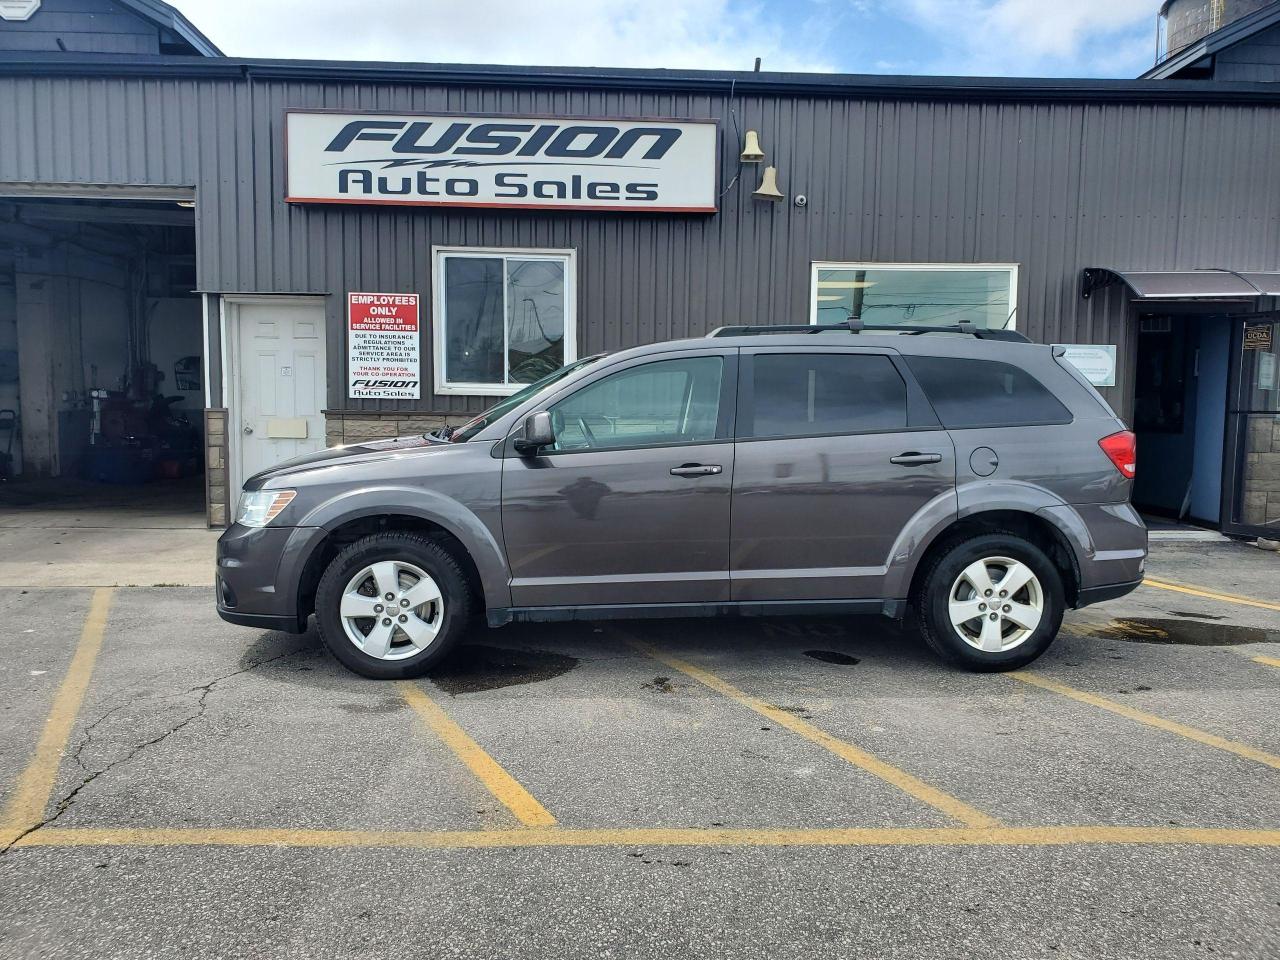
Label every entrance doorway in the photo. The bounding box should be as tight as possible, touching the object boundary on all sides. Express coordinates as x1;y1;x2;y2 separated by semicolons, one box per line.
1223;313;1280;539
0;196;204;524
1131;311;1233;529
224;297;327;490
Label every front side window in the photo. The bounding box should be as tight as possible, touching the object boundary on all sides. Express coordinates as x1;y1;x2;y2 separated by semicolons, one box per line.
548;357;723;452
744;353;908;439
811;263;1018;330
435;249;575;394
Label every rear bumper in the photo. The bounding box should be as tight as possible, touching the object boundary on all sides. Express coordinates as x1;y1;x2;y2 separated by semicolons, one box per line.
1075;576;1143;608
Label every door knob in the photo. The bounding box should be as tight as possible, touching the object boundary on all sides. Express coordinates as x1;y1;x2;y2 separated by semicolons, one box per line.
243;425;254;435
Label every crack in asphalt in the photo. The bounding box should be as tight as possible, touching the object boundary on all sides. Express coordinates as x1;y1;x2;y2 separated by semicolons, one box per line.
1;645;307;855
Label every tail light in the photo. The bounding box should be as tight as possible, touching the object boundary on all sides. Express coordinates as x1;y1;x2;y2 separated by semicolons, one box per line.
1098;430;1136;479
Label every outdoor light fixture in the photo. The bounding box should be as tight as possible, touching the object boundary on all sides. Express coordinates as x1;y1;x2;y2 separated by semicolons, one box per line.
752;165;784;201
739;130;765;163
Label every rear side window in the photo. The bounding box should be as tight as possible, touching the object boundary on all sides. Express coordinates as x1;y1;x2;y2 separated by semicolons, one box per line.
744;353;908;439
905;356;1071;429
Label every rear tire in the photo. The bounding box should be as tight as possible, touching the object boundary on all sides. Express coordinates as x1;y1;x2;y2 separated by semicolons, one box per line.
915;533;1064;672
315;532;473;680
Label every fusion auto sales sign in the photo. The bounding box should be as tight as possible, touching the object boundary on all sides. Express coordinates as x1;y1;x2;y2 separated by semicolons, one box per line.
286;110;717;212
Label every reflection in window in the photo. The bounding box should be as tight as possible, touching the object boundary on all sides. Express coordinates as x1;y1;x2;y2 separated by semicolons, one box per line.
549;357;723;452
813;265;1017;329
438;250;573;392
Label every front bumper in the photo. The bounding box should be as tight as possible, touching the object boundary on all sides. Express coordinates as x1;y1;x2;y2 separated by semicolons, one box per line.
215;523;324;634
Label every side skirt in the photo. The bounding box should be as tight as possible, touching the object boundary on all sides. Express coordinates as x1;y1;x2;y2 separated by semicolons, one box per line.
486;598;906;628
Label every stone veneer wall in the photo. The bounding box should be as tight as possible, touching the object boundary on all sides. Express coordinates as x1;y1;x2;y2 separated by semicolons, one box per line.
324;411;475;447
204;408;230;528
1241;415;1280;529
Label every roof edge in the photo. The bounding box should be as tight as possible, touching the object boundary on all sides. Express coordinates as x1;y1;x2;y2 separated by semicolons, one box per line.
115;0;224;57
1142;2;1280;79
2;53;1280;103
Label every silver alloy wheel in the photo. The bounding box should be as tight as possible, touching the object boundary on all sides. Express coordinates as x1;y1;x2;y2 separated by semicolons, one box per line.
947;555;1044;653
339;560;444;661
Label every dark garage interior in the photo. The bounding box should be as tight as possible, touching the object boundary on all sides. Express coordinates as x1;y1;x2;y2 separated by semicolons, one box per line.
0;196;204;516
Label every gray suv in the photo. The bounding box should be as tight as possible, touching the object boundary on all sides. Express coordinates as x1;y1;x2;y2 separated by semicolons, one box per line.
216;323;1146;679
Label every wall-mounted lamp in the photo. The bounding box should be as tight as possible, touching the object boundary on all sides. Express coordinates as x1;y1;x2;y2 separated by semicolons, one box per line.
739;130;765;163
752;165;784;202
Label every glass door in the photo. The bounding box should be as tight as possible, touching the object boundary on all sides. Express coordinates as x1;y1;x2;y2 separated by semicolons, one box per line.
1223;313;1280;538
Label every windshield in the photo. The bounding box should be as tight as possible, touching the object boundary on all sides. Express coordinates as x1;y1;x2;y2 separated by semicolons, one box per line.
448;355;604;443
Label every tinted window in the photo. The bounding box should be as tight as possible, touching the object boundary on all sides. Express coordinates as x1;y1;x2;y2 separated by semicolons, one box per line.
549;356;723;452
905;356;1071;429
745;354;908;439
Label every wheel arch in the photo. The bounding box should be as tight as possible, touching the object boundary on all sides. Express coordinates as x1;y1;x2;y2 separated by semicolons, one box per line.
903;508;1083;610
292;488;508;625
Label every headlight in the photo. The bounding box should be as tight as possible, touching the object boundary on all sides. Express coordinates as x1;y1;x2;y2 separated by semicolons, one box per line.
235;489;297;527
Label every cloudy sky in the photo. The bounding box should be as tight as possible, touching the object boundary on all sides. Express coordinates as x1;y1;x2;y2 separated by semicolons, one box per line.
179;0;1162;79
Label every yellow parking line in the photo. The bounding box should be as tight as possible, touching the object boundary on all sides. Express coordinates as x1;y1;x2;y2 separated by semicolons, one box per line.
625;637;999;829
1010;671;1280;771
1142;578;1280;613
1253;656;1280;669
396;681;556;828
13;824;1280;850
0;588;114;846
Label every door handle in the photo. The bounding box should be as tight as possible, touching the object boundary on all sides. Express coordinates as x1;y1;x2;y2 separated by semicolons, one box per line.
243;425;254;435
890;452;942;466
670;463;723;477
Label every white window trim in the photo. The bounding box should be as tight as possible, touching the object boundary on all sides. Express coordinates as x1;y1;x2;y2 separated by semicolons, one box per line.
432;245;577;396
809;262;1020;330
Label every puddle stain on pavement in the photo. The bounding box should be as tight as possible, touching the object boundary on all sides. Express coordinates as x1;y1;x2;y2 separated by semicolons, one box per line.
804;650;861;666
1086;618;1276;646
429;644;579;695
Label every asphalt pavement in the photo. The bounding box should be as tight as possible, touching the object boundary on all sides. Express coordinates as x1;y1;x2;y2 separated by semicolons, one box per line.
0;538;1277;959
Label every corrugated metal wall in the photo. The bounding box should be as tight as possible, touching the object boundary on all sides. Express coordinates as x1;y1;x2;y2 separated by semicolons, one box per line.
2;71;1279;420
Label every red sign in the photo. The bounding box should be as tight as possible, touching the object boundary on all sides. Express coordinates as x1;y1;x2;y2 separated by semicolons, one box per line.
347;292;421;399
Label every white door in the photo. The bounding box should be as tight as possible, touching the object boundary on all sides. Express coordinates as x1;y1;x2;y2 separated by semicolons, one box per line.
230;298;327;487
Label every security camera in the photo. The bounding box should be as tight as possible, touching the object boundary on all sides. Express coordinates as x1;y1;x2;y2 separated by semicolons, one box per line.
794;194;807;207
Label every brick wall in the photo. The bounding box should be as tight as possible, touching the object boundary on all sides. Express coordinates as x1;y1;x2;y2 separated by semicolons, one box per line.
324;412;474;447
1241;415;1280;529
204;408;230;528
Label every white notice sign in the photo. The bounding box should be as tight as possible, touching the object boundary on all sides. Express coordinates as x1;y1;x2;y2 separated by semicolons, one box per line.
1054;344;1117;387
348;292;421;399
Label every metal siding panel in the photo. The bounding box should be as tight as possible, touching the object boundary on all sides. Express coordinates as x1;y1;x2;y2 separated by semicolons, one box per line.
0;74;1277;420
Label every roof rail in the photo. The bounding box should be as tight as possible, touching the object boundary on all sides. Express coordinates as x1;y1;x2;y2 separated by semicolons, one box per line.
706;321;1030;343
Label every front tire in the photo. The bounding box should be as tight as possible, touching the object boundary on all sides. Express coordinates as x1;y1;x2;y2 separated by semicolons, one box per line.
915;533;1064;672
315;532;473;679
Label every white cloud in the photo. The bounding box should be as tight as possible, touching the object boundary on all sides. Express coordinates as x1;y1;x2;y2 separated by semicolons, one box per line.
180;0;836;72
896;0;1159;76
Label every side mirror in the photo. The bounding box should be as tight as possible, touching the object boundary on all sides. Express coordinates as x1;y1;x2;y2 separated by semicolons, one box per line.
514;411;554;455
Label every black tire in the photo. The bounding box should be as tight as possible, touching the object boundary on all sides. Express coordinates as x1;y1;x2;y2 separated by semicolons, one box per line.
914;533;1064;672
315;532;473;680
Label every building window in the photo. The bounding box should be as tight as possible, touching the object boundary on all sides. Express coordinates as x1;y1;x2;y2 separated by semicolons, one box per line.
433;247;576;395
810;263;1019;330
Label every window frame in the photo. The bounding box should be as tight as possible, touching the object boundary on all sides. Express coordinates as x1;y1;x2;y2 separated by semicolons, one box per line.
736;347;940;442
809;261;1020;331
432;245;578;396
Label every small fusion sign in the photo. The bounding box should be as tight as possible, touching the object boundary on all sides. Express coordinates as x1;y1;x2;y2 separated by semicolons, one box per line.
286;110;718;212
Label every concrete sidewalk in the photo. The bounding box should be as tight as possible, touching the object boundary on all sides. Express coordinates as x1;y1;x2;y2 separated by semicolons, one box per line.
0;477;215;587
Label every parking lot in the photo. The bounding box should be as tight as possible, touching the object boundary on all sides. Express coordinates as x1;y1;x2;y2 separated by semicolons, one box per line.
1;538;1277;960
